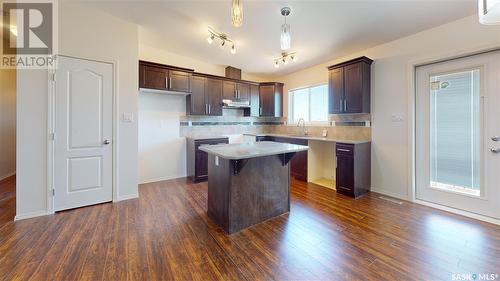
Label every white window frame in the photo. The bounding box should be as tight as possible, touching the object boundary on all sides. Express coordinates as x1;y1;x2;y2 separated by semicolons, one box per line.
288;83;329;126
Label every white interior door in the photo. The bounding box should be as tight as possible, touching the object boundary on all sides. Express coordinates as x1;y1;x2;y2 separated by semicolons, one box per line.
416;51;500;220
54;56;113;211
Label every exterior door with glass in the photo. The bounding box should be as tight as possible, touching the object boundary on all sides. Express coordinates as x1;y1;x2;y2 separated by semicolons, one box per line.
415;51;500;220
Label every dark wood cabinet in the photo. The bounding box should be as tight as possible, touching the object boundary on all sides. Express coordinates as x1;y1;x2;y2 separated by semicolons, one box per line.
206;78;223;116
139;61;193;93
335;142;371;198
222;81;237;100
329;67;344;114
328;57;372;114
259;82;283;117
168;70;191;93
250;84;260;117
187;75;207;115
187;137;229;182
237;83;250;101
140;65;168;90
187;75;222;116
259;136;307;182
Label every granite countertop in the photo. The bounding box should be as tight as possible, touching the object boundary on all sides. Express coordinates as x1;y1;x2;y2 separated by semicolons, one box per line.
243;133;371;144
199;141;309;160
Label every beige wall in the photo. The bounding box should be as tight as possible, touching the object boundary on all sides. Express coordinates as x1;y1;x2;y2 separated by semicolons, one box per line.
0;67;16;181
276;15;500;200
16;2;139;219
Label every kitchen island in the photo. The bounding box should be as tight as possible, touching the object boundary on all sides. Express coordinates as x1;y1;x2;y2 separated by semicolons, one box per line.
200;141;309;234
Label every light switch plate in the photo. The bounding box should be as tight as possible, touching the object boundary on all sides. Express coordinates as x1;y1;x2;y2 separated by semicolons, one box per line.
122;113;134;123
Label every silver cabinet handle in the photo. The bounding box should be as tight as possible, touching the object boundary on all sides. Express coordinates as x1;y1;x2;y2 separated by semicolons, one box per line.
165;77;168;89
492;136;500;141
103;140;111;145
338;148;350;152
491;147;500;153
169;77;172;89
205;104;208;114
208;104;211;115
259;107;262;116
344;99;347;112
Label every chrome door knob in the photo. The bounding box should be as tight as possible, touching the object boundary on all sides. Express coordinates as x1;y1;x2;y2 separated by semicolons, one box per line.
492;136;500;141
103;140;111;145
490;147;500;153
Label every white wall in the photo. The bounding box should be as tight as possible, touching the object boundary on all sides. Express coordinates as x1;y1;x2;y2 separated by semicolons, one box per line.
16;2;139;219
138;93;186;183
137;44;269;183
0;67;16;181
276;15;500;200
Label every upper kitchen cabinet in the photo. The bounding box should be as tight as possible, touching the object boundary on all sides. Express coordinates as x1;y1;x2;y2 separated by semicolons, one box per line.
139;60;193;93
259;82;284;117
186;74;223;116
237;83;250;101
250;84;260;117
222;81;237;100
327;57;373;114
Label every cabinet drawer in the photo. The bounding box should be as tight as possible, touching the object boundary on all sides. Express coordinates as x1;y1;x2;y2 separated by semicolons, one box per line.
336;143;354;156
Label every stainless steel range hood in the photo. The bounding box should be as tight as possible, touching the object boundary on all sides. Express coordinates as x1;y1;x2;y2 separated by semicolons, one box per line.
222;99;250;108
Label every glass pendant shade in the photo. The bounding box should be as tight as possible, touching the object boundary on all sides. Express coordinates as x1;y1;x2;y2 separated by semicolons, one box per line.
231;0;243;27
479;0;500;25
280;23;291;51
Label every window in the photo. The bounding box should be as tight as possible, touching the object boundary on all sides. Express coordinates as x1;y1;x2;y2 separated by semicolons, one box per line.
429;69;481;196
288;84;328;124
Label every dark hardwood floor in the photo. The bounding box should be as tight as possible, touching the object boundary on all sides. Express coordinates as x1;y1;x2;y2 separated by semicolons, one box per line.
0;176;499;280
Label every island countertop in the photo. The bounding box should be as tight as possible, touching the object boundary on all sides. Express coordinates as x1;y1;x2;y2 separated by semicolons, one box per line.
199;141;309;160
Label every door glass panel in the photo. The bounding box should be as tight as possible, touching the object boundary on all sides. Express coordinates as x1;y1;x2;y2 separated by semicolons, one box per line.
429;69;481;196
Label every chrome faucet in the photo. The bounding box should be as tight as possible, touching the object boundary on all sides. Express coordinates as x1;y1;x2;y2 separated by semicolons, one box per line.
297;118;308;136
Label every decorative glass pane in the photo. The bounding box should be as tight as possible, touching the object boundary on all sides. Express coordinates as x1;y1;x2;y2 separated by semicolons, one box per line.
292;88;309;122
429;69;481;196
310;85;328;122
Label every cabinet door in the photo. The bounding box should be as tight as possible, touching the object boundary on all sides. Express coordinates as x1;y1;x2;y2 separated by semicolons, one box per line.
195;149;209;178
336;155;354;196
237;83;250;101
168;70;191;93
259;85;275;116
344;63;364;113
250;84;260;117
206;78;223;116
329;67;344;114
222;81;237;100
291;151;308;181
189;76;207;115
141;65;168;90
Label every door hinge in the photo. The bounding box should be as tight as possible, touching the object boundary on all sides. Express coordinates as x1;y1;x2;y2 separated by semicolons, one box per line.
50;132;56;141
52;188;55;196
50;72;56;82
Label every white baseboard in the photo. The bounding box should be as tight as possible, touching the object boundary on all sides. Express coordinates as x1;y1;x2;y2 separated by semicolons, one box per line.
370;187;409;201
115;193;139;202
14;210;50;221
0;172;16;182
139;174;186;185
415;199;500;226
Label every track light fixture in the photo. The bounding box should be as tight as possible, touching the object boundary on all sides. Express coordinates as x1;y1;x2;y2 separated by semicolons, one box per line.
273;52;297;68
207;27;236;55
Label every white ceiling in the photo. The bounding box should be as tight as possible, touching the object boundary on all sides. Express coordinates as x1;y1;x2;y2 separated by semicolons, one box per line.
84;0;475;77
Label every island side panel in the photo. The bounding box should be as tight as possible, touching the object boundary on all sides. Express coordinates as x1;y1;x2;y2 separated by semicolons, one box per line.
207;154;231;231
229;155;290;234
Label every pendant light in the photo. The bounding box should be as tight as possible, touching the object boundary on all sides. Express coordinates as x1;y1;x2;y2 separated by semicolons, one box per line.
479;0;500;25
280;7;291;51
231;0;243;27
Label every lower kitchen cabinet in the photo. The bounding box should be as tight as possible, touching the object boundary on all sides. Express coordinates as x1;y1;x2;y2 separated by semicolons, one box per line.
259;136;308;182
187;137;229;182
335;142;371;198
